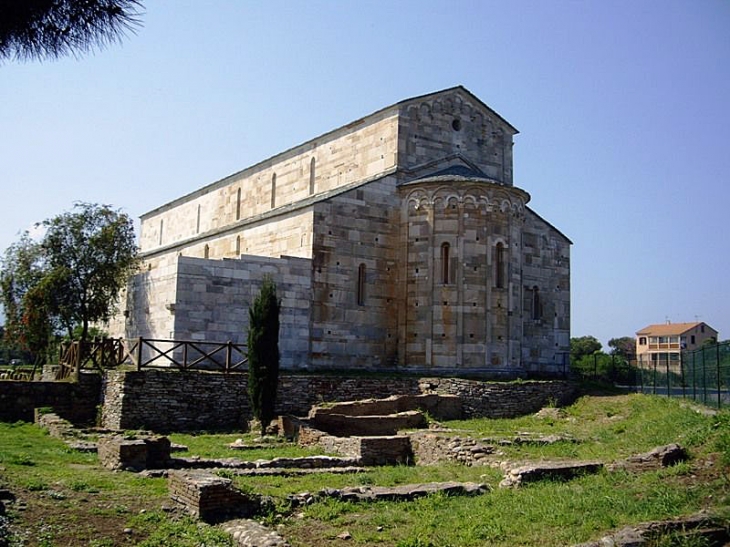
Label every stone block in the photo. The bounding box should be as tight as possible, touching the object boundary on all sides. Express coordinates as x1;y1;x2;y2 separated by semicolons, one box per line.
168;470;259;523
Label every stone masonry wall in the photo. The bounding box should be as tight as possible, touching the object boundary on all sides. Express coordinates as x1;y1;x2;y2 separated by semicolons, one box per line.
101;370;576;432
0;372;101;425
421;377;577;418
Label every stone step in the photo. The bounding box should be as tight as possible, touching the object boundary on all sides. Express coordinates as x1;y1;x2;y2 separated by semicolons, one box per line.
500;460;604;488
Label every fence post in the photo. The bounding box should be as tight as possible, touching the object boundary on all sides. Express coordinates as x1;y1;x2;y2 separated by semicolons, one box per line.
702;345;707;405
136;337;143;372
653;360;657;394
680;351;685;399
717;342;722;409
225;341;232;372
692;350;696;402
666;355;671;399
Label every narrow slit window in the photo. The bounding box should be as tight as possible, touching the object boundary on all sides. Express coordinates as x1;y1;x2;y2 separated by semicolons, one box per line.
532;286;541;320
196;205;201;234
236;188;242;220
271;173;277;208
204;244;209;259
309;157;316;195
495;242;505;288
159;219;164;245
441;242;450;284
235;235;241;256
357;263;366;306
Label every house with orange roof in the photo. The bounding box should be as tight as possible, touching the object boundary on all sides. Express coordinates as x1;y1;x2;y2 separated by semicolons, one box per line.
635;321;718;367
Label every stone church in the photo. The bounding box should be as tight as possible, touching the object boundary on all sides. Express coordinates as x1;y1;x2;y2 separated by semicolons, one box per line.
109;86;571;376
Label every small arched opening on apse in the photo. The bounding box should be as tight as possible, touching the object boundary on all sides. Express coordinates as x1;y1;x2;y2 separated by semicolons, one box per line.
495;242;506;288
159;219;163;245
532;285;541;320
440;242;451;285
196;204;201;234
309;157;316;195
236;188;242;221
235;235;241;256
357;263;366;306
204;244;209;259
270;173;277;209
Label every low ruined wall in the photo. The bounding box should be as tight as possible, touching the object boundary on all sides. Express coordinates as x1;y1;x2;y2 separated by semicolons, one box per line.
421;377;577;419
102;370;251;432
100;369;577;432
0;372;101;425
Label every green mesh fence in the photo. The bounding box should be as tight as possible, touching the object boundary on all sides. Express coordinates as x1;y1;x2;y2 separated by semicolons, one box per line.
635;341;730;409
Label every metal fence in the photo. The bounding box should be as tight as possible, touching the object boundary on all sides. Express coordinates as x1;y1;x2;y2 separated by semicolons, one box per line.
633;341;730;409
571;342;730;409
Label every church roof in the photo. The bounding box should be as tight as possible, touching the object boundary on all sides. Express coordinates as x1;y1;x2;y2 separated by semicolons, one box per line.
142;86;515;219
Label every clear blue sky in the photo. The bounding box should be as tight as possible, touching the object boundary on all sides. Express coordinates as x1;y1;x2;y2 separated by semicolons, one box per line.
1;1;728;348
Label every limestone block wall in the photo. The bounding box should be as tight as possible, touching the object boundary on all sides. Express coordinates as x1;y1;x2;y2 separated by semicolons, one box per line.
398;90;516;185
520;209;571;370
107;254;178;340
399;179;530;371
171;255;311;369
139;112;399;255
309;177;401;369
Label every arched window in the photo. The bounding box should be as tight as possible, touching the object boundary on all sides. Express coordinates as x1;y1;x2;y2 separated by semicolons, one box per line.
236;188;242;220
159;219;164;245
441;242;450;284
270;173;277;209
309;157;316;195
196;204;201;234
495;242;505;288
357;263;366;306
235;235;241;256
204;244;209;259
532;286;541;320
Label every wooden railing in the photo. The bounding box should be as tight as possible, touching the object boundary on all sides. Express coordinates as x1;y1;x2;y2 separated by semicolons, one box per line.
57;337;248;379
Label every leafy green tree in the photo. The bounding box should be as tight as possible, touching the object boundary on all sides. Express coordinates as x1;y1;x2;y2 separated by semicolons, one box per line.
0;203;138;359
0;232;55;363
570;335;602;362
247;276;280;437
0;0;143;62
608;336;635;357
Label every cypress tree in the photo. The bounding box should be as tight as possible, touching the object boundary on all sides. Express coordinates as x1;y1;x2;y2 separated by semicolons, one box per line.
247;275;280;437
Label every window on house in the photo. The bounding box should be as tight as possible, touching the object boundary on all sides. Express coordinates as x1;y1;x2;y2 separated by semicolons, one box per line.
271;173;277;208
691;335;696;345
309;158;316;195
357;263;366;305
236;188;242;220
639;337;647;345
495;242;505;288
441;242;450;284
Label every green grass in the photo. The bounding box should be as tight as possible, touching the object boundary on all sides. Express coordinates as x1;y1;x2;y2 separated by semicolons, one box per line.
0;394;728;546
168;431;325;460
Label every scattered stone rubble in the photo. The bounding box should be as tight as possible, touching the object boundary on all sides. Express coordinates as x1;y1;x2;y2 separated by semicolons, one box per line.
288;481;489;505
572;512;730;547
221;519;291;547
499;460;605;488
